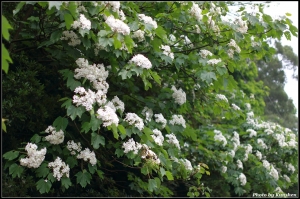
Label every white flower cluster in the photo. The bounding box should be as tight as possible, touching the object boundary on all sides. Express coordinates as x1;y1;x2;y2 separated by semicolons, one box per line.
97;106;119;127
214;130;227;147
216;94;228;103
74;58;109;93
221;165;227;173
138;14;157;29
72;14;91;30
190;2;202;22
142;107;153;122
180;35;194;48
210;3;221;15
161;45;174;60
234;18;248;34
181;158;193;171
151;129;164;146
169;34;176;42
140;144;160;164
48;157;70;181
237;159;243;170
275;187;283;193
124;113;144;131
105;15;130;35
199;49;213;59
243;144;253;161
262;160;271;170
208;16;220;35
94;42;109;54
108;96;125;113
67;140;82;155
227;39;241;58
169;114;186;128
171;86;186;105
283;174;291;183
103;1;120;12
264;129;273;135
245;103;251;110
45;126;64;145
239;173;247;186
228;150;235;157
20;143;46;168
195;24;201;33
154;113;167;128
77;5;87;13
285;162;295;173
269;165;279;180
132;30;145;42
232;103;241;111
77;148;97;166
73;87;107;111
129;54;152;69
166;133;180;149
232;131;240;151
60;31;81;46
256;150;262;160
257;138;268;149
247;129;257;138
122;138;143;154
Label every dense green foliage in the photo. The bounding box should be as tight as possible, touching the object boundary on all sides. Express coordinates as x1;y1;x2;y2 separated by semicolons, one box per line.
2;1;298;197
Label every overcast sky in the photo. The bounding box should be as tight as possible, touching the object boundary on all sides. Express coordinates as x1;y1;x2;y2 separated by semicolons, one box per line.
264;1;298;115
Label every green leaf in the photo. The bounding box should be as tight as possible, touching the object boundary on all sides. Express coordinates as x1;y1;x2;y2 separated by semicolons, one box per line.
2;15;13;41
2;44;13;74
35;163;50;178
128;21;139;31
48;1;63;10
91;132;105;149
2;118;7;132
64;13;73;30
88;163;97;174
82;36;91;49
66;156;78;168
3;151;19;161
111;123;119;139
13;2;25;16
53;116;68;131
117;124;126;135
165;171;174;180
75;170;92;188
61;177;72;189
9;163;24;178
124;35;135;53
115;148;124;157
284;31;291;41
67;2;78;18
98;37;114;47
150;37;162;52
67;105;86;120
113;35;122;49
81;122;91;133
155;26;167;41
160;167;166;177
216;66;227;75
285;12;292;16
149;70;161;85
30;134;42;143
36;178;52;194
90;114;102;131
148;178;157;192
96;170;104;180
200;71;217;84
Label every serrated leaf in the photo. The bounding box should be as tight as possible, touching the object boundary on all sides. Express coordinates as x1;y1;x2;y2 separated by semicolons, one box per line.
90;115;102;131
13;2;25;16
30;134;42;143
200;71;217;84
67;105;85;120
3;151;19;161
36;178;52;194
82;36;91;49
148;178;157;192
97;170;104;179
81;122;91;133
66;156;78;168
117;124;126;135
2;15;13;41
35;163;50;178
165;171;174;180
61;177;72;189
75;170;92;188
9;163;24;178
124;35;135;53
64;13;73;30
88;164;97;174
111;124;119;139
128;21;139;31
113;36;122;49
155;26;167;41
2;44;13;74
91;132;105;149
149;70;161;85
115;148;124;157
99;37;114;47
53;116;68;131
160;167;166;177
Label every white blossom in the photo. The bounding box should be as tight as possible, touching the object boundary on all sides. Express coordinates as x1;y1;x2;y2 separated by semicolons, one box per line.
138;14;157;29
142;107;153;122
122;138;142;154
247;129;257;138
199;49;213;58
67;140;82;155
239;173;247;186
285;163;295;173
48;157;70;181
110;96;125;113
97;106;119;127
169;114;186;128
60;31;81;46
154;113;167;128
256;151;262;160
161;45;174;60
237;159;243;170
257;139;268;149
166;133;180;149
221;165;227;173
190;2;202;22
20;143;46;168
216;94;228;103
129;54;152;69
214;130;227;147
105;15;130;35
72;14;91;30
232;103;241;111
124;113;144;131
77;148;97;166
283;174;291;183
151;129;164;146
234;18;248;34
171;86;186;105
132;30;145;42
182;159;193;171
45;125;64;145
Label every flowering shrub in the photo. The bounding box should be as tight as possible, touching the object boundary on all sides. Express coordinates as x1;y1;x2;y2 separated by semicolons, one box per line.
2;1;298;197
